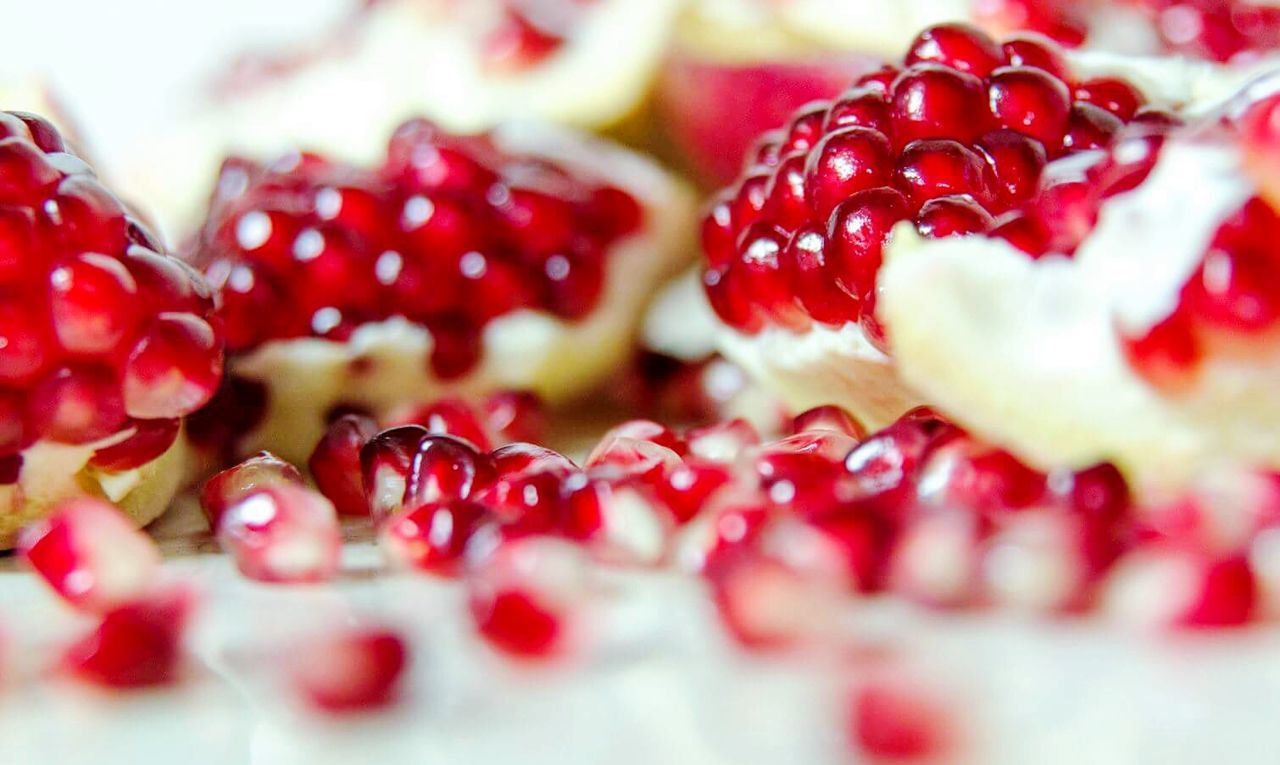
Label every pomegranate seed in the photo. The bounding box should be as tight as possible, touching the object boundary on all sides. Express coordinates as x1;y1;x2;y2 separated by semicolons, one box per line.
288;627;408;714
1104;548;1257;629
1000;32;1071;80
895;139;991;212
490;441;577;478
915;195;997;238
976;129;1048;209
381;498;489;575
89;418;181;471
27;365;127;444
482;390;545;445
1061;102;1124;153
781;102;830;156
889;64;986;148
466;536;589;660
395;397;492;451
361;425;428;522
404;434;494;510
844;419;945;517
855;66;902;96
848;675;953;761
309;413;378;517
825;88;893;135
654;460;733;525
48;253;140;355
734;223;812;331
792;405;867;438
785;226;860;324
905;23;1004;77
63;585;194;689
18;497;161;613
804;128;894;219
917;435;1046;514
0;300;52;386
764;154;811;233
986;66;1071;152
200;451;304;528
475;468;564;534
1074;77;1146;121
218;483;342;583
0;138;59;205
827;187;909;302
560;473;672;565
992;209;1053;258
123;314;223;419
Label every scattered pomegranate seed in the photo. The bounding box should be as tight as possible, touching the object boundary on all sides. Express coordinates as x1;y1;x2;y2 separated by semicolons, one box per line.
63;585;194;689
18;497;161;613
217;484;342;583
288;627;408;714
380;499;490;575
200;451;304;529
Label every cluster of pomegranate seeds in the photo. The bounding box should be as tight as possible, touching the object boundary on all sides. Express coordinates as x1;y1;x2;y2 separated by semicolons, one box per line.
700;23;1160;343
18;497;161;613
288;627;409;714
193;117;642;379
0;111;222;479
1135;0;1280;63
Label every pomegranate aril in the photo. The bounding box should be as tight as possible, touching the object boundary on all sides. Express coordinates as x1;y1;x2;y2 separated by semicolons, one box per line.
1000;32;1071;81
49;253;141;356
655;460;732;525
792;405;866;439
310;413;378;517
856;66;901;96
915;195;996;238
13;112;62;151
825;88;892;135
986;66;1071;152
1105;548;1257;629
686;418;760;462
381;499;489;575
977;129;1048;210
764;154;811;233
782;102;830;156
895;140;991;212
123;313;223;419
827;187;909;302
1074;77;1145;121
218;483;342;583
43;175;129;256
588;419;686;461
361;426;427;522
394;397;492;451
200;451;304;529
482;390;545;445
18;497;161;613
1062;102;1124;153
786;226;860;325
476;468;564;534
804;128;894;220
0;301;51;386
64;585;194;689
404;434;494;509
560;474;672;565
490;441;577;478
289;627;408;714
916;435;1046;514
0;137;59;205
889;64;987;148
0;207;36;285
27;365;127;444
848;675;953;761
89;418;181;471
905;22;1003;77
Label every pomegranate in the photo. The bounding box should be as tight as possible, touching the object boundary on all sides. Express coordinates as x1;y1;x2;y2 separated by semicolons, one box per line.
120;0;686;236
880;91;1280;491
217;482;343;584
0;109;222;548
288;626;409;714
189;118;693;466
62;584;195;689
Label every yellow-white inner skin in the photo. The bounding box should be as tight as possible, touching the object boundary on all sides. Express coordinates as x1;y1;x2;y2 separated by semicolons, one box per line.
231;123;696;465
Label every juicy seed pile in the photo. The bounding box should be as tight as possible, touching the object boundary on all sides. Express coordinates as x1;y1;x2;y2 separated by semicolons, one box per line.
701;23;1161;343
0;111;222;480
193;118;642;379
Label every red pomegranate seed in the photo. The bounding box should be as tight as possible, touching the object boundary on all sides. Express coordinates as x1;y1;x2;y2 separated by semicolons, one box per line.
1074;77;1146;121
48;253;141;355
361;425;429;521
917;435;1047;514
856;65;902;96
1119;310;1201;390
89;418;181;471
560;473;672;565
915;195;997;238
1000;32;1071;80
380;498;489;575
976;129;1048;210
889;64;987;148
482;390;545;445
1183;197;1280;334
467;536;589;660
844;419;944;517
63;585;194;689
785;226;860;325
18;497;162;613
804;128;895;220
310;413;378;517
894;139;991;212
905;22;1004;77
403;434;494;510
122;314;223;419
288;627;408;714
394;398;492;451
654;460;733;525
27;365;127;444
490;441;577;478
825;88;893;135
475;468;564;534
827;187;910;302
848;675;953;761
781;102;831;156
0;300;52;386
1061;102;1124;153
0;138;59;205
992;209;1053;257
764;154;812;233
200;451;304;529
792;405;867;439
986;66;1071;151
218;483;342;583
586;419;686;471
1105;548;1257;629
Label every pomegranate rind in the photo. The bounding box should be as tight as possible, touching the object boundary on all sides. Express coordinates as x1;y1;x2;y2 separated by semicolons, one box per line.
0;430;190;549
879;139;1280;491
225;124;696;465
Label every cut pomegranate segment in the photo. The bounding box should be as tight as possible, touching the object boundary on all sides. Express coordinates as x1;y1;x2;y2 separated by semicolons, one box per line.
0;109;220;548
18;497;161;613
288;627;408;714
190;120;693;466
879;99;1280;491
217;483;342;584
62;584;195;689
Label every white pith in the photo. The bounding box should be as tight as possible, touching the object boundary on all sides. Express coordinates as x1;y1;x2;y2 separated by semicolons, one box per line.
120;0;684;239
227;123;696;465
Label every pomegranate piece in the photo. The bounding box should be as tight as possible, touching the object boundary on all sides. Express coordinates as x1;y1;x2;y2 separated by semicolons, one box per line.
200;451;304;529
217;484;342;584
701;24;1150;336
684;418;760;463
288;627;408;714
466;536;589;660
192;118;642;380
392;397;492;451
489;441;578;478
380;499;490;576
309;413;378;517
559;473;673;565
18;497;161;613
63;585;194;689
792;405;866;439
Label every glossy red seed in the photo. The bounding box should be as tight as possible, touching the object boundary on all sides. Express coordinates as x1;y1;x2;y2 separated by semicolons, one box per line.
1074;77;1145;121
825;87;893;135
381;499;489;575
44;175;129;256
0;207;36;285
1001;32;1071;81
1120;311;1201;390
49;253;141;355
792;405;867;438
764;154;811;233
702;193;738;270
855;65;902;96
0;138;59;205
917;436;1047;514
310;413;378;517
787;226;861;325
889;64;987;148
123;314;223;419
401;398;492;451
905;23;1004;77
992;210;1053;258
362;426;429;522
28;365;127;444
289;628;408;714
0;301;51;386
915;195;997;238
826;187;909;304
735;223;812;331
18;497;161;613
849;677;952;761
200;451;304;529
977;129;1048;210
804;127;895;220
986;66;1071;152
89;418;182;471
1062;102;1124;153
218;484;342;583
63;586;193;688
467;537;585;659
490;441;578;478
782;102;831;156
482;390;545;445
404;434;494;509
895;140;990;212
